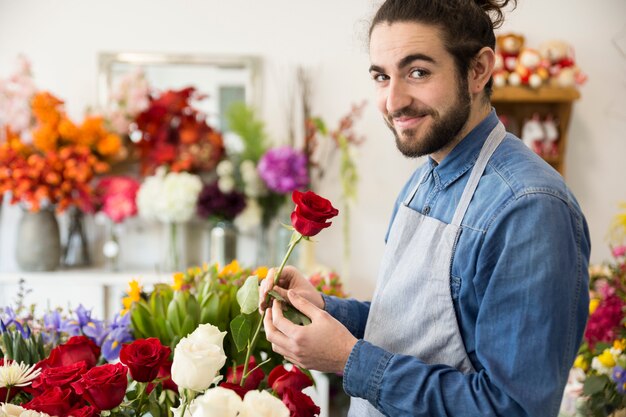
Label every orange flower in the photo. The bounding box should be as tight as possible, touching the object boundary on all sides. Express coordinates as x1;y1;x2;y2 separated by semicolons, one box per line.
97;133;122;157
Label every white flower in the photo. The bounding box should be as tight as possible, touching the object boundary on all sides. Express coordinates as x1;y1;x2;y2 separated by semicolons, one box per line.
0;361;41;389
240;160;256;178
171;324;227;392
217;160;234;177
191;387;242;417
218;176;236;193
0;403;50;417
235;198;262;232
137;169;203;224
239;390;289;417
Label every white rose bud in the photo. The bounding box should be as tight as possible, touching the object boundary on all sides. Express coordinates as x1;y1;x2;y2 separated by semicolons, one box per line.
192;387;242;417
171;324;227;392
239;390;290;417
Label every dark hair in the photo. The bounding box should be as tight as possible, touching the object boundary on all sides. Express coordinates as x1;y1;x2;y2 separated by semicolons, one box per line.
369;0;517;98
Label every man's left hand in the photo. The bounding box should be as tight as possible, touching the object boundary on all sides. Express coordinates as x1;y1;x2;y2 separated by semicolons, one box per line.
264;290;358;373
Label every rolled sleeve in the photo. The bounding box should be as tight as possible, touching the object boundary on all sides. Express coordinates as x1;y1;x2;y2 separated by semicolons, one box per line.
343;340;394;404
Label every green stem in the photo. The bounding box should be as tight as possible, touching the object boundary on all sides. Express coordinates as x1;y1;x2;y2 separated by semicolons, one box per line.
135;382;146;414
5;386;10;403
170;222;179;271
240;232;303;387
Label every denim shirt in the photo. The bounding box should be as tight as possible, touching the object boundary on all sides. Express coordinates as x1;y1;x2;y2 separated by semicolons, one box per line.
323;111;590;417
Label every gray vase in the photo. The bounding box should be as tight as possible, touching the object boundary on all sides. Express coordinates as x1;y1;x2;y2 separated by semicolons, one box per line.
210;221;237;267
16;208;61;271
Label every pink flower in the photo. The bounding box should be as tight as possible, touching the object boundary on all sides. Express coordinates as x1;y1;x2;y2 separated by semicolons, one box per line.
612;245;626;258
95;176;141;223
584;294;624;349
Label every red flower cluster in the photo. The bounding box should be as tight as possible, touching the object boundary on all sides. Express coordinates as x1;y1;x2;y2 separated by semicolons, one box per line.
133;87;224;175
585;294;625;349
14;336;175;416
221;358;321;417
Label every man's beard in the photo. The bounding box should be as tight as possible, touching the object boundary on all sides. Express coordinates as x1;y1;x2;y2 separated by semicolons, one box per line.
385;79;471;158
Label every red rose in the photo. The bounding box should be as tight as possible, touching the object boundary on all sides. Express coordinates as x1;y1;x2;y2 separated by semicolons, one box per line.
268;365;313;397
282;387;321;417
68;405;99;417
72;363;128;411
119;337;171;383
32;361;87;392
219;382;249;399
23;386;77;416
225;356;265;391
290;190;338;237
41;336;101;369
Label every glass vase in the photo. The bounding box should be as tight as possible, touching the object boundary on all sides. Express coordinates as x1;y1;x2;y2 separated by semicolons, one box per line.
62;206;91;268
210;221;238;267
102;219;121;271
163;221;185;272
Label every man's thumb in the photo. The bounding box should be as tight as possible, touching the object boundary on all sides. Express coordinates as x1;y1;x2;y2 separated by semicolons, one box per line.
288;290;317;315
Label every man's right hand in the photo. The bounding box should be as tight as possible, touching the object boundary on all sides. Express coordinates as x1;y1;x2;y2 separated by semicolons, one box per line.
259;265;324;312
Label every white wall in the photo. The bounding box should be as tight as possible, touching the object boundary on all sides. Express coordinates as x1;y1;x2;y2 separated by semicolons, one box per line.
0;0;625;300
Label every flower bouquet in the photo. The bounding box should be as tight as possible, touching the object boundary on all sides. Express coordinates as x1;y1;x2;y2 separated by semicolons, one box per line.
561;205;626;417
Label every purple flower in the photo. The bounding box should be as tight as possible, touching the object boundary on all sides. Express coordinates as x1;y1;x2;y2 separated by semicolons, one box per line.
101;313;133;361
257;146;309;193
613;365;626;394
196;181;246;222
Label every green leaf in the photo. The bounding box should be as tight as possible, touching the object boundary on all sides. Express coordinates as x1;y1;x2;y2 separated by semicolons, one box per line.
200;293;220;325
185;294;201;322
149;400;162;417
267;290;286;302
312;117;328;135
282;304;311;326
226;102;269;162
583;374;608;395
230;314;252;352
180;315;197;338
237;276;260;314
166;299;182;335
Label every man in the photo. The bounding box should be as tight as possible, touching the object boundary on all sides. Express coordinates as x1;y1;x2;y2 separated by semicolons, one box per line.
261;0;590;416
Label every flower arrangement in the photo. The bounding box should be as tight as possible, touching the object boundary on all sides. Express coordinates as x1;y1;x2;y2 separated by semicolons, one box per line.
136;167;203;271
104;68;151;136
94;176;140;224
561;205;626;417
196;180;247;224
0;55;37;142
132;87;224;175
308;271;347;298
0;90;123;212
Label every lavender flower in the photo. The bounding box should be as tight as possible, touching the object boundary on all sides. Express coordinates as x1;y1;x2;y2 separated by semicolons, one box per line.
257;146;309;193
613;365;626;394
196;181;246;222
101;313;133;361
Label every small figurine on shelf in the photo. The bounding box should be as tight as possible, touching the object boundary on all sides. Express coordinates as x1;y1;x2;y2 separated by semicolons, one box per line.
521;113;545;156
493;52;508;89
542;114;560;158
510;48;549;89
539;40;587;88
496;33;525;73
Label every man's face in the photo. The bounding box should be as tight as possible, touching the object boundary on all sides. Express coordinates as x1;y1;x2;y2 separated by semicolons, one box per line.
369;22;471;159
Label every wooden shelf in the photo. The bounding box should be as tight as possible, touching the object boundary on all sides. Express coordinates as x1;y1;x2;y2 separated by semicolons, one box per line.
491;86;581;177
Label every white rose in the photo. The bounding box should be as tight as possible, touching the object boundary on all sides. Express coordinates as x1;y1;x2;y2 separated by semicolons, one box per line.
239;390;289;417
137;172;166;221
218;176;235;193
171;324;227;392
192;387;242;417
0;404;25;417
152;171;202;223
217;160;234;177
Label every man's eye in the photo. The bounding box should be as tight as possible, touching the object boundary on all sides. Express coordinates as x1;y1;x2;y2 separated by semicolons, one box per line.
372;73;389;82
409;69;429;79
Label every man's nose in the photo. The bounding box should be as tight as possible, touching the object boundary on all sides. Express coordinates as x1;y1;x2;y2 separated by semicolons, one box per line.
386;79;412;114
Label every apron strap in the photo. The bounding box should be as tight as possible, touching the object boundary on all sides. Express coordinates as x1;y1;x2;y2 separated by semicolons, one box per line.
450;122;507;227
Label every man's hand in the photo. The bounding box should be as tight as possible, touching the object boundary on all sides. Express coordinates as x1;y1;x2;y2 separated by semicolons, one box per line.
263;290;357;373
259;265;324;312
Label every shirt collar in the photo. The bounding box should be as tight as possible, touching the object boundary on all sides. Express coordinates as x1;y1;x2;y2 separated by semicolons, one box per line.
428;109;499;189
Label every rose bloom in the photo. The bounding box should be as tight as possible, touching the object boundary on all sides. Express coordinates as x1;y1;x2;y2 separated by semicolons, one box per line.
171;324;227;392
71;363;128;411
268;365;313;397
224;356;265;396
238;390;289;417
187;386;242;417
290;190;338;237
31;361;87;392
39;336;100;369
282;387;321;417
119;337;171;383
22;386;75;416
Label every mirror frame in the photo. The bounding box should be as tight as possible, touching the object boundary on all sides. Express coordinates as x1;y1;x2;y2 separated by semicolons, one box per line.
97;52;262;112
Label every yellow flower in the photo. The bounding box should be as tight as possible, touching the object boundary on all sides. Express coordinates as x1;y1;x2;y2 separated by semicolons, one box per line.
172;272;185;291
589;298;600;315
574;355;588;371
202;262;209;271
220;260;241;276
254;266;269;279
598;349;616;368
121;279;142;314
615;339;626;351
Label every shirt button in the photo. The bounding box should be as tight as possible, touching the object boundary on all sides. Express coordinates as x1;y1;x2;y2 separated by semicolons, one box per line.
423;206;431;215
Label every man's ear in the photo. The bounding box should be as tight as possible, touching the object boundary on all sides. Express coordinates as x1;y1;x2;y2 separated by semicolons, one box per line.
469;47;496;94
